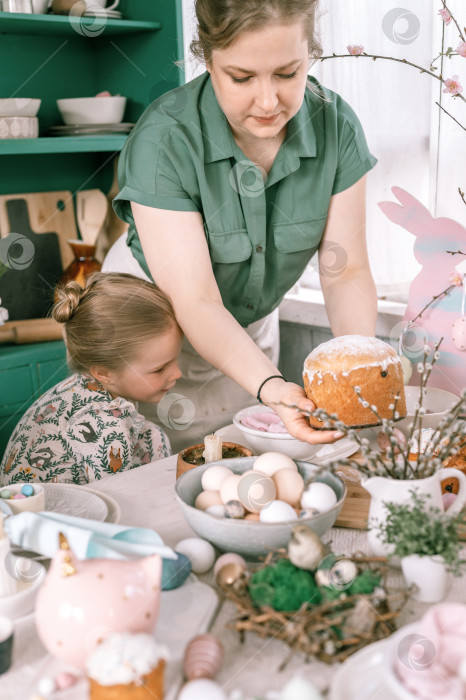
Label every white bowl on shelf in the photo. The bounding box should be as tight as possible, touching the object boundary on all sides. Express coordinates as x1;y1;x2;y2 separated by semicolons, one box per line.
56;96;127;125
0;116;38;139
0;98;41;117
233;405;324;461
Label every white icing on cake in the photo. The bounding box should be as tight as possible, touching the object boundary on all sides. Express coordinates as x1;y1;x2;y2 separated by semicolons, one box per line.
303;335;400;382
86;633;169;686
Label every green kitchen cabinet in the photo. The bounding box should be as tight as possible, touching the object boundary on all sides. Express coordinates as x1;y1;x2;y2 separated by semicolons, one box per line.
0;1;184;456
0;341;68;457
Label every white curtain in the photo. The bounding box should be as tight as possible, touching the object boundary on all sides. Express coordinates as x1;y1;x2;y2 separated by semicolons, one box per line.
181;0;464;300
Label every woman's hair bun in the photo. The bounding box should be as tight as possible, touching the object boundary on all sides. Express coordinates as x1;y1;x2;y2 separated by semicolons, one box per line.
52;281;84;323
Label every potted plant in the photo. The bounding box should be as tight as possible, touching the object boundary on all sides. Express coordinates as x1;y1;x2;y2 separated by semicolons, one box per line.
376;491;466;603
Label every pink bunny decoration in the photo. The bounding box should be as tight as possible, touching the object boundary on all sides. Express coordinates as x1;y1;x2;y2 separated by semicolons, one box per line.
35;534;162;669
378;187;466;393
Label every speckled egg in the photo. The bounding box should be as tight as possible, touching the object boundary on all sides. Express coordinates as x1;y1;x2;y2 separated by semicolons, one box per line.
253;451;297;476
299;507;320;519
183;634;224;681
223;500;245;519
195;491;223;511
175;538;216;574
178;679;228;700
259;500;298;523
300;483;337;513
272;468;305;507
219;474;241;504
201;466;233;492
237;470;276;513
451;316;466;351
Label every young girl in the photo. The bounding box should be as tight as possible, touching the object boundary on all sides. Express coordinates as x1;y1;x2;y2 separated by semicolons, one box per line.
0;273;182;485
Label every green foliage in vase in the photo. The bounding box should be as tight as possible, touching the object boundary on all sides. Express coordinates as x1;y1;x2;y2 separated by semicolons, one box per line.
377;491;466;575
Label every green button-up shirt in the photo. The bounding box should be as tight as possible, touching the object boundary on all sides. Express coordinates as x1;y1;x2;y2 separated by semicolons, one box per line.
114;73;377;327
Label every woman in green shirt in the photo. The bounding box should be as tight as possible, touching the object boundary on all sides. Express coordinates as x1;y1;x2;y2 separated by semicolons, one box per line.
104;0;378;452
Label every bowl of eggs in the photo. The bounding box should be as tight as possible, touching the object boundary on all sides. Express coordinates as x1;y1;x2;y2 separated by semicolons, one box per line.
233;405;325;461
174;453;346;557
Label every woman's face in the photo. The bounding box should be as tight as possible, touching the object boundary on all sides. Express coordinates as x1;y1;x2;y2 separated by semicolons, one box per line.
97;325;183;404
207;21;309;144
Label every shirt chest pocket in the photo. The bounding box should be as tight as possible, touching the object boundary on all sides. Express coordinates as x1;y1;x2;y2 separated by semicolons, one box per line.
273;217;327;253
207;229;253;263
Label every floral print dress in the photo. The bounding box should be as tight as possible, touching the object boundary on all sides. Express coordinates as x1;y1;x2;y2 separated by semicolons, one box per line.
0;374;171;485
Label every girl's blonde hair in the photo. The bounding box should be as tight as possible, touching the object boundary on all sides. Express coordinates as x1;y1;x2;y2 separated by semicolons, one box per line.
191;0;322;63
53;272;178;373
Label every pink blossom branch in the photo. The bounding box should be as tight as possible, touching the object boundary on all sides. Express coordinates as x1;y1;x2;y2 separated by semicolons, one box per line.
441;0;465;42
446;248;466;255
435;101;466;131
411;285;455;324
458;189;466;206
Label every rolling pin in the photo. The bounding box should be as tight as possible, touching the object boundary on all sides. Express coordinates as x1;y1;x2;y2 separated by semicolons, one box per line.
0;318;63;344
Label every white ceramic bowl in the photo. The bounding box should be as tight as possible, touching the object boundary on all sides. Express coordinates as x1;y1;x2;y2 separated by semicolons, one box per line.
0;557;46;620
397;386;460;433
0;483;45;514
56;96;127;125
233;405;324;461
174;456;346;558
0;98;41;117
0;116;38;140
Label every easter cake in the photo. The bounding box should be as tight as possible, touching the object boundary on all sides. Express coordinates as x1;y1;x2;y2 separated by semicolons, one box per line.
86;632;168;700
303;335;406;428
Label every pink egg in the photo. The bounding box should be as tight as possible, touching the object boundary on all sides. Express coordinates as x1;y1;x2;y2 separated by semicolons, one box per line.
55;672;77;690
443;492;457;510
183;634;224;681
451;316;466;351
377;429;407;454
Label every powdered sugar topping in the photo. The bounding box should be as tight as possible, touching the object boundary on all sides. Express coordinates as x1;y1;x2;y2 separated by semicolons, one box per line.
86;633;168;686
304;335;400;380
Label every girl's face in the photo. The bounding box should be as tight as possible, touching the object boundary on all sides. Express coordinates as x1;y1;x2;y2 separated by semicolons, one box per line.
98;325;183;404
207;21;309;144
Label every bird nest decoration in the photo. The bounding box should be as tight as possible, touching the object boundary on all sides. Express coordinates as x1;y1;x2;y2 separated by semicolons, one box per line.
219;549;409;667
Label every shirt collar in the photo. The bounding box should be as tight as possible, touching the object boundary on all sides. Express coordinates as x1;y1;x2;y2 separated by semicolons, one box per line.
200;74;317;164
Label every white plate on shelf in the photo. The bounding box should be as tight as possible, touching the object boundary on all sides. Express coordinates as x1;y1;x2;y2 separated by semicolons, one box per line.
329;638;397;700
215;424;360;466
48;122;134;136
42;483;109;522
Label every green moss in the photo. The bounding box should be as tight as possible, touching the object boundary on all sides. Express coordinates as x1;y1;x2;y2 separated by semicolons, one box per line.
249;559;322;612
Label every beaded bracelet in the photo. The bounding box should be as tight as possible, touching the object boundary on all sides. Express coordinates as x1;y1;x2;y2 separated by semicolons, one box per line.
256;374;287;404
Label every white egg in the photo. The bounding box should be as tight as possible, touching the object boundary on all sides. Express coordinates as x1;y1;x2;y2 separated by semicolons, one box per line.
253;451;297;476
175;538;216;574
280;675;323;700
301;483;337;513
205;505;226;518
178;679;228;700
259;500;298;523
219;474;241;504
195;490;222;511
201;465;233;492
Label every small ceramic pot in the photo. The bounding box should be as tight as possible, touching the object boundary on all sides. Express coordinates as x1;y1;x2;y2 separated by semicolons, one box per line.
0;483;45;514
176;442;253;480
401;553;448;603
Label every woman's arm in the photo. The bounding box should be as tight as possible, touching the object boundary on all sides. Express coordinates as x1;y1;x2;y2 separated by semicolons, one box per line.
131;202;341;444
319;176;378;337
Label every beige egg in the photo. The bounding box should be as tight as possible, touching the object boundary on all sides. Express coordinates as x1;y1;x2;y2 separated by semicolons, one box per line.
237;470;276;513
219;474;241;504
195;490;223;511
272;468;305;507
244;512;260;521
201;465;233;492
253;451;297;476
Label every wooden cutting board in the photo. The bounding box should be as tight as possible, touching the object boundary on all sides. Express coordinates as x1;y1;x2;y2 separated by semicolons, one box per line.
0;191;77;269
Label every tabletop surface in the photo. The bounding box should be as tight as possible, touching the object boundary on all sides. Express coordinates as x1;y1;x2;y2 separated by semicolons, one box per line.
2;454;466;700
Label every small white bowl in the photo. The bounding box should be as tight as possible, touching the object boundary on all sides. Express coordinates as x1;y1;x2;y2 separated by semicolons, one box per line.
0;483;45;514
0;116;38;140
233;405;323;461
0;98;41;117
0;557;46;620
175;456;346;557
397;386;460;433
56;96;127;125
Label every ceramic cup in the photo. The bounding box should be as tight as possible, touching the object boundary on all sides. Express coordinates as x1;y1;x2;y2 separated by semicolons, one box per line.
32;0;50;12
2;0;33;11
0;617;13;675
0;483;45;515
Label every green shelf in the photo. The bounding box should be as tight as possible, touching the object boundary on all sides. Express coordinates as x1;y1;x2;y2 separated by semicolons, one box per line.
0;12;161;36
0;135;128;154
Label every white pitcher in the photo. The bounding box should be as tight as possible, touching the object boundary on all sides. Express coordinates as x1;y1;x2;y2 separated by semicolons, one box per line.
362;468;466;556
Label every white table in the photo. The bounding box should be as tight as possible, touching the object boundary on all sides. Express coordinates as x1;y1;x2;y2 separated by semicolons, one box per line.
2;455;466;700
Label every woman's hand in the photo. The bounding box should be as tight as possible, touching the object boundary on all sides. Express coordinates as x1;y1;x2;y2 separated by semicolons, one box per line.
259;379;344;445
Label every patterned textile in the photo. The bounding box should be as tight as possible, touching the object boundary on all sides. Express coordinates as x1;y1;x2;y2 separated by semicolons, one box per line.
0;373;171;485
